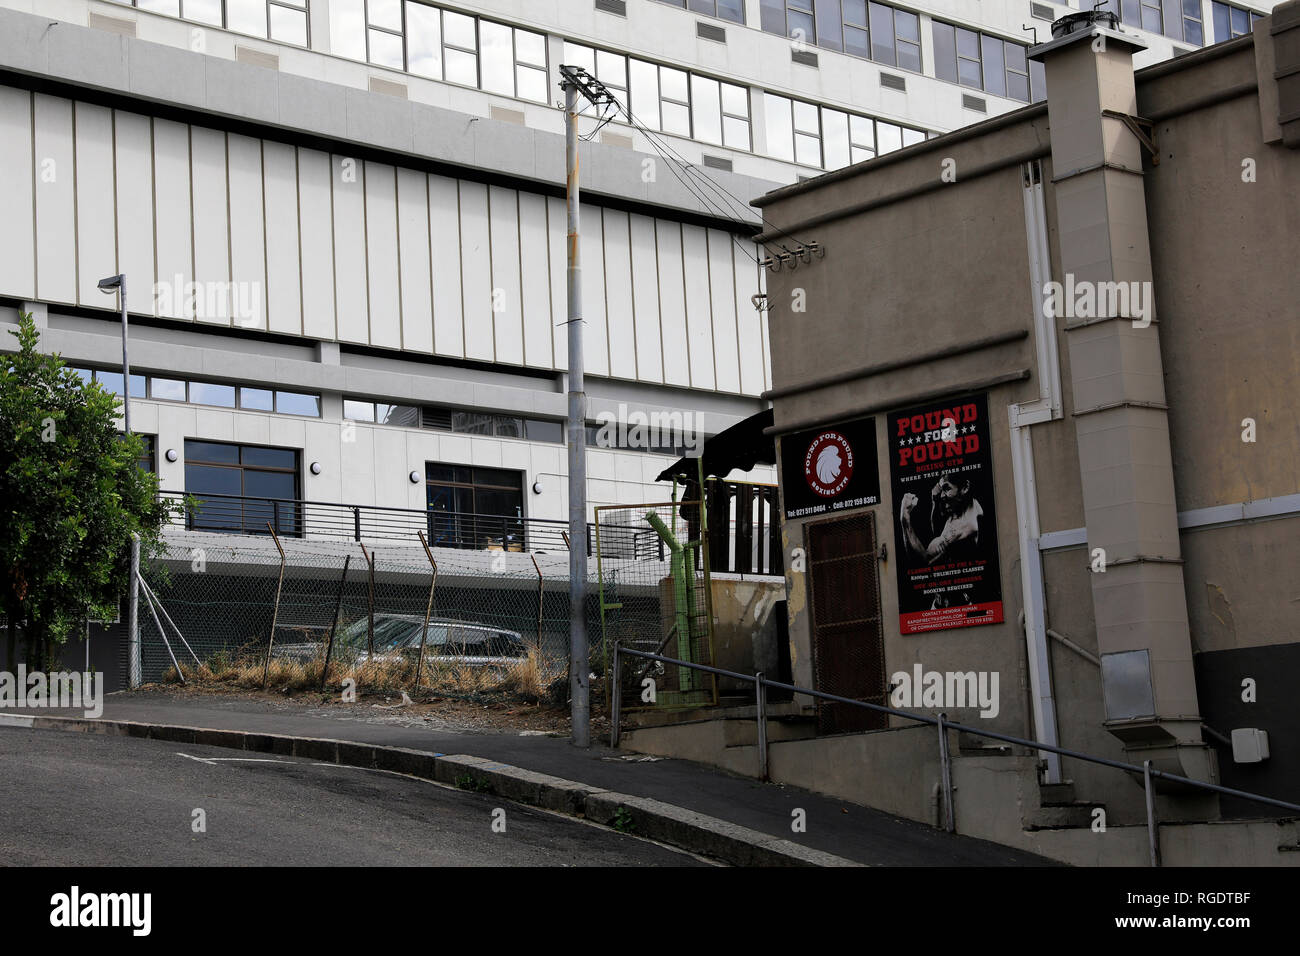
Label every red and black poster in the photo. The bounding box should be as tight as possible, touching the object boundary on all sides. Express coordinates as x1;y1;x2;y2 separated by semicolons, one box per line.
887;394;1003;634
779;417;880;519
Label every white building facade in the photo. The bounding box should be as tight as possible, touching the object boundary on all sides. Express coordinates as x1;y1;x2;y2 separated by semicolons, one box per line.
0;0;1273;547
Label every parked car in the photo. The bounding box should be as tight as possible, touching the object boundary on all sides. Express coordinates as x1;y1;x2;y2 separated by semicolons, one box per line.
271;615;528;668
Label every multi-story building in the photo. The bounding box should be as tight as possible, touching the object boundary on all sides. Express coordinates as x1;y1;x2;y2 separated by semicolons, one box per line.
0;0;1275;549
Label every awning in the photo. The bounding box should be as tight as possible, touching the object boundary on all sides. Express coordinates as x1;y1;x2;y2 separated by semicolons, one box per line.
655;408;775;482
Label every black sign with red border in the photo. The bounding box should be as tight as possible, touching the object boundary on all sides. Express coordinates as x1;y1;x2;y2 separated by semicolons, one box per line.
887;394;1004;634
779;417;881;519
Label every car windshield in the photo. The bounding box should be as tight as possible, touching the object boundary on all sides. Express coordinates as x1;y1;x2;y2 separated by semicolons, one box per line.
341;617;421;651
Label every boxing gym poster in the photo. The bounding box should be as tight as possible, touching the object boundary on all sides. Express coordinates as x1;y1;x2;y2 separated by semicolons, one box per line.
887;394;1003;635
779;416;880;520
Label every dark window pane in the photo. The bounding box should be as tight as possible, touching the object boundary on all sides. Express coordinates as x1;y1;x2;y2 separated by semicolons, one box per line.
897;39;921;73
190;382;236;407
1230;6;1248;36
958;57;983;88
1212;3;1230;41
1030;59;1047;101
494;416;526;438
982;36;1006;97
473;467;521;489
716;0;745;23
895;9;919;42
956;26;980;59
244;469;297;499
1142;2;1163;32
869;2;895;63
241;446;297;469
843;0;867;26
381;404;420;427
815;0;843;50
1183;18;1203;44
1007;71;1030;102
476;488;522;519
933;23;957;82
1123;0;1141;24
526;419;564;443
1005;42;1027;74
844;24;869;57
186;463;242;496
186;440;240;464
759;0;786;33
426;464;455;483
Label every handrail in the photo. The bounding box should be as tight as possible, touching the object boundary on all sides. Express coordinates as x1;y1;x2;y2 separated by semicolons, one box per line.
157;489;590;555
611;644;1300;864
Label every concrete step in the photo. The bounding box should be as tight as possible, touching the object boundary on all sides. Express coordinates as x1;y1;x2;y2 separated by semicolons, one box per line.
1025;802;1104;830
722;715;818;748
1039;781;1077;805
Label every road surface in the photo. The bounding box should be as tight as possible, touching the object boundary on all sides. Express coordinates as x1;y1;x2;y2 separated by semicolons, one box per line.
0;728;706;866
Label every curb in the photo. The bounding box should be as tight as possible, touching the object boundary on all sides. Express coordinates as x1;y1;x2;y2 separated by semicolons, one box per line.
0;714;860;867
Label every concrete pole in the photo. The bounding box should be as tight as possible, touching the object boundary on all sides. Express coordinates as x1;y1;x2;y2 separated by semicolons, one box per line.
119;275;131;436
565;79;590;748
128;533;141;688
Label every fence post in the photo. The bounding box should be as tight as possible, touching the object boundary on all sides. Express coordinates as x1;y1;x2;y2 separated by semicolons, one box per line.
938;712;956;832
610;641;621;748
261;522;287;689
360;542;375;658
353;506;361;542
415;532;438;690
755;671;769;781
1144;760;1161;867
320;554;351;692
530;554;544;652
128;532;141;689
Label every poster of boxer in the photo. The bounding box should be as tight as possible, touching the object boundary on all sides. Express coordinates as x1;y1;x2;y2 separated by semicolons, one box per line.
887;393;1004;634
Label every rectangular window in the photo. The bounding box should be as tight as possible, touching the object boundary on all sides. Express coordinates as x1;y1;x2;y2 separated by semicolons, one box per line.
404;1;442;79
479;20;514;96
933;20;1033;102
653;0;745;23
185;440;300;535
443;10;478;87
425;463;524;550
275;391;320;417
190;381;237;408
869;2;895;65
660;66;692;136
1211;1;1258;41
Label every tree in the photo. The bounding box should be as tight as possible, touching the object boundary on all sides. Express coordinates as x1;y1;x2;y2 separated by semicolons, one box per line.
0;312;170;671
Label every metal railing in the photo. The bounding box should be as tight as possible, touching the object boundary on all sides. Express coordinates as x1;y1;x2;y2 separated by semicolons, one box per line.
159;490;591;554
610;645;1300;867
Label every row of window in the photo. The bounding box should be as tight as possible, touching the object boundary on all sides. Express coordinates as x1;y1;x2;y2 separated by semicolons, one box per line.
1211;0;1265;38
109;0;309;45
763;0;923;72
764;92;926;168
652;0;747;25
932;21;1045;104
564;42;753;150
331;0;550;102
344;399;700;456
70;367;321;417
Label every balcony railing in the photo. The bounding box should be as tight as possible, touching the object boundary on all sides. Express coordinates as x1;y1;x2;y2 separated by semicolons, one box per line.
159;490;590;554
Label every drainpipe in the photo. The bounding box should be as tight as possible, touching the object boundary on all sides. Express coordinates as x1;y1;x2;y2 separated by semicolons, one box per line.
1008;159;1064;784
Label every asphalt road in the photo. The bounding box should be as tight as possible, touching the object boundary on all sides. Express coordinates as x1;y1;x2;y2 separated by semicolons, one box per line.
0;728;707;866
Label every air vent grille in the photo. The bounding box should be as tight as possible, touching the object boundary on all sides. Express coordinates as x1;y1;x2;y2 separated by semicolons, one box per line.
1031;2;1055;21
697;22;727;42
595;0;627;16
422;407;453;431
962;93;988;113
880;72;906;91
791;49;819;67
702;154;734;172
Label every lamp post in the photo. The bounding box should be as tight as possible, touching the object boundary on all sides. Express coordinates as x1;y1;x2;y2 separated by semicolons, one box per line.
97;273;131;435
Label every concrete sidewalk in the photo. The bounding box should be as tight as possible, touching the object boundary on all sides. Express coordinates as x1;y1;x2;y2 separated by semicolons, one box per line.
5;690;1053;866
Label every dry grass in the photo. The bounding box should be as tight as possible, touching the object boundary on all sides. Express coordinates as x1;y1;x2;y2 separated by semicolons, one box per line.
165;641;569;704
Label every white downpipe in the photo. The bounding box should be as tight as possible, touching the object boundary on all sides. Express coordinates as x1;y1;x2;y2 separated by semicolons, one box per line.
1010;161;1063;784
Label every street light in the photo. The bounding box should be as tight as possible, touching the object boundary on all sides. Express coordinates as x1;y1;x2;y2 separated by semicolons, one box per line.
97;273;131;436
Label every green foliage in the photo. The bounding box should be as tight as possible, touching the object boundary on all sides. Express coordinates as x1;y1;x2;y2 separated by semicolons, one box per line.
612;807;635;833
0;313;171;667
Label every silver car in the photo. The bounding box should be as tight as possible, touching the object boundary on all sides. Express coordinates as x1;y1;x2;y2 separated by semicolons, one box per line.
272;614;528;668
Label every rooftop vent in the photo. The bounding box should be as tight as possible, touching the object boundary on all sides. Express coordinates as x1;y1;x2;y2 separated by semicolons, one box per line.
1051;9;1119;39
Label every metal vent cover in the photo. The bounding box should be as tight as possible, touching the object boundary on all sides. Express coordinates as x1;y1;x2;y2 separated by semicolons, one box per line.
422;407;453;431
791;49;819;67
595;0;627;16
880;71;906;91
701;154;733;171
1030;2;1055;22
962;93;988;113
696;21;727;42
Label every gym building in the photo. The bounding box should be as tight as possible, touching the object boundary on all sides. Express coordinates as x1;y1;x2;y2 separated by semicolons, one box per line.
747;7;1298;864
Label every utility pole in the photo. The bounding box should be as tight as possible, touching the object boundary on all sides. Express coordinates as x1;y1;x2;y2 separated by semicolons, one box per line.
97;273;131;435
559;65;615;749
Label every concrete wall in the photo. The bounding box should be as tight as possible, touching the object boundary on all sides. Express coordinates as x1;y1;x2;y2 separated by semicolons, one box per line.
757;16;1300;827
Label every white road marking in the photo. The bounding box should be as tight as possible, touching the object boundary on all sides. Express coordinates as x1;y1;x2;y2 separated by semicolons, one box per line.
176;753;293;765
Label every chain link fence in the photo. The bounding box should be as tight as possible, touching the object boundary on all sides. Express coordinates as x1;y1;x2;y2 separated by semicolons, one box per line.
138;532;581;703
596;501;717;712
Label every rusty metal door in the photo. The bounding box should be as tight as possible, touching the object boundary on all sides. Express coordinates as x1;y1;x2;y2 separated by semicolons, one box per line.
806;512;888;734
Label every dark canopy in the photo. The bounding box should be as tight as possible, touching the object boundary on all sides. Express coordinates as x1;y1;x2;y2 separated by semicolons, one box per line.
655;407;775;483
